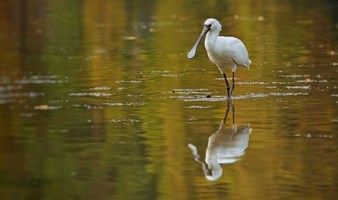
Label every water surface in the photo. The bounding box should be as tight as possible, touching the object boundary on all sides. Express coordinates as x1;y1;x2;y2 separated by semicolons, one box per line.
0;0;337;199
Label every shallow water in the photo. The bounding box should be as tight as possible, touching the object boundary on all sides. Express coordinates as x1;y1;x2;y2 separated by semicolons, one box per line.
0;0;337;199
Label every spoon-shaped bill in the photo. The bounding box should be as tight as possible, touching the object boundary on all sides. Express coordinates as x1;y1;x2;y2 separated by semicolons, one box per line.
187;26;210;59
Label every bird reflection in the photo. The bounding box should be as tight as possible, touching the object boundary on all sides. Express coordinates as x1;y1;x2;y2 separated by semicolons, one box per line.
188;101;252;181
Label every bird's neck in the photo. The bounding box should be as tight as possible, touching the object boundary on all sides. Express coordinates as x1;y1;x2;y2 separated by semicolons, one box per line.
205;30;219;49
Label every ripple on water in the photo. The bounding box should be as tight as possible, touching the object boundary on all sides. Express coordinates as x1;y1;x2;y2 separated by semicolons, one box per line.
88;86;111;91
34;105;62;110
0;92;45;105
286;86;311;90
69;92;112;97
184;105;213;109
15;75;69;84
171;88;211;95
115;80;142;84
179;93;269;102
268;92;308;96
111;118;142;125
0;74;68;105
103;102;146;107
291;133;334;139
278;74;310;78
171;76;313;103
171;90;309;102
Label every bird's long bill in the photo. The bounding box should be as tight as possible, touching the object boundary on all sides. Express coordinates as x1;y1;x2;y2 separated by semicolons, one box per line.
187;26;210;59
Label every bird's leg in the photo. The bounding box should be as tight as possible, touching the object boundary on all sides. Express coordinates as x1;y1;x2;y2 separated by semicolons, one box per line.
223;100;230;123
223;73;231;99
231;101;235;125
231;102;239;139
230;72;235;96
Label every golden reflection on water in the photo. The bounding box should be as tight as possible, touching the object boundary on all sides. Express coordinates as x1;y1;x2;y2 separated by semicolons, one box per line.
0;0;337;199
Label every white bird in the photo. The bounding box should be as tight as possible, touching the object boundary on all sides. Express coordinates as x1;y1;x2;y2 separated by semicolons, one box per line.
188;18;251;99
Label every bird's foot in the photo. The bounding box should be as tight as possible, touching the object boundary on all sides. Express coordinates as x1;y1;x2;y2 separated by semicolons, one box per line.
227;94;232;102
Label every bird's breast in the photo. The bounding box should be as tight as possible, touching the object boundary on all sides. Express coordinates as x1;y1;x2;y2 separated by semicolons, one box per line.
206;47;234;68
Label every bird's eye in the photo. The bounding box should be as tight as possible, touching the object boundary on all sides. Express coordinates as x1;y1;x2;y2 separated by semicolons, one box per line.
205;24;211;29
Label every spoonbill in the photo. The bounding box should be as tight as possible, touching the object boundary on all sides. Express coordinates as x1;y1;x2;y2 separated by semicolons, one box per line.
187;18;251;99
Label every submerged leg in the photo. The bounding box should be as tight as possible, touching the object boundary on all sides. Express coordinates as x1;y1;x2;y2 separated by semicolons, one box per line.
231;102;239;138
223;73;231;99
231;101;235;125
223;100;230;123
230;72;235;96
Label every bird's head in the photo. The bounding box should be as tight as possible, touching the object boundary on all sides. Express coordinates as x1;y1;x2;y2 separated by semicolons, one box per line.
187;18;222;59
204;18;222;32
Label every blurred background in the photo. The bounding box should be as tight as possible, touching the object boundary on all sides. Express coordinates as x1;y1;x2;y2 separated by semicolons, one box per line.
0;0;337;199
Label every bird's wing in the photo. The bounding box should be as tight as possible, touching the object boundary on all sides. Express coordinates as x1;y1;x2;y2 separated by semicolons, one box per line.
223;37;251;67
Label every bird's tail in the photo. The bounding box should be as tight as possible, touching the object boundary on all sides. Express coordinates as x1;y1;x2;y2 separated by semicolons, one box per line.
246;59;252;69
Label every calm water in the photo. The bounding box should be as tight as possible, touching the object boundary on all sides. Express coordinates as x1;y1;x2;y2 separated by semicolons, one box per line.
0;0;337;199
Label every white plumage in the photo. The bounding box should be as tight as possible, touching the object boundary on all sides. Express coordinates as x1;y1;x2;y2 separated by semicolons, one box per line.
188;18;251;98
